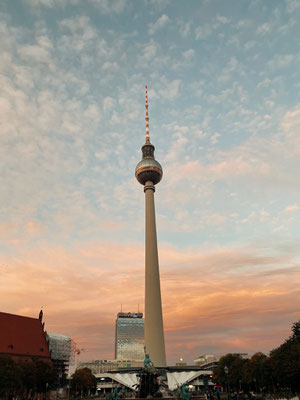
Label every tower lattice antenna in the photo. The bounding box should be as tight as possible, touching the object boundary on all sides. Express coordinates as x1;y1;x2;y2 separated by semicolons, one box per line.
145;85;150;143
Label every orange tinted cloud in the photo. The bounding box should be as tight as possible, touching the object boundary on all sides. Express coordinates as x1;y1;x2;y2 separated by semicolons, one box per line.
0;240;299;363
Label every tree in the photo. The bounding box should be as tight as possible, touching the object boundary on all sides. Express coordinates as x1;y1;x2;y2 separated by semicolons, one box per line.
214;354;246;391
243;353;272;391
19;359;56;393
291;321;300;342
34;360;56;392
71;368;97;396
214;322;300;394
19;360;37;392
270;321;300;393
0;355;22;397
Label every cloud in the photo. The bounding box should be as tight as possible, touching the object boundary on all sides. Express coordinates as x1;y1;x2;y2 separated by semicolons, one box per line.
0;239;299;362
281;106;300;135
178;21;191;38
103;97;115;112
195;15;230;40
148;14;170;35
257;78;271;88
284;204;299;213
210;132;221;145
135;41;171;69
267;54;295;70
217;57;239;82
147;0;171;11
88;0;126;13
157;78;181;100
286;0;300;13
256;22;272;35
183;49;195;61
22;0;62;8
215;15;231;24
25;220;44;236
195;24;213;40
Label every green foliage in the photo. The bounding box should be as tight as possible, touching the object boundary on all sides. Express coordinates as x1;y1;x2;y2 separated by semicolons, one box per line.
270;328;300;391
34;360;56;392
214;320;300;393
71;367;96;395
243;352;272;388
0;356;55;396
214;353;246;388
291;321;300;342
20;360;37;390
0;355;22;396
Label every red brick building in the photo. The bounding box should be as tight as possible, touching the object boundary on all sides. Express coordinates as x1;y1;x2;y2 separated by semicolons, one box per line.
0;310;51;364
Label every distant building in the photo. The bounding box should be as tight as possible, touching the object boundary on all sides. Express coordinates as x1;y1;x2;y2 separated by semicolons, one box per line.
194;353;250;371
115;312;144;361
194;354;217;366
194;354;218;371
47;333;75;383
233;353;250;359
0;310;51;364
79;359;144;375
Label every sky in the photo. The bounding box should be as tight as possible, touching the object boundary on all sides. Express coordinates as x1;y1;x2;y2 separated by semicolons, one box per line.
0;0;300;365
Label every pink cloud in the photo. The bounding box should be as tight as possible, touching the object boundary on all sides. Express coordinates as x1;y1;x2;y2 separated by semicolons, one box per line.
0;240;299;363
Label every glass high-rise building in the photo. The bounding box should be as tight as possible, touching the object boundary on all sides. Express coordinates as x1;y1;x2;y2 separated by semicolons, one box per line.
115;312;144;361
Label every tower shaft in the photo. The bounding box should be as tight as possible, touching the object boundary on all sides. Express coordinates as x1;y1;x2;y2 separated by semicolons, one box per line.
144;180;166;367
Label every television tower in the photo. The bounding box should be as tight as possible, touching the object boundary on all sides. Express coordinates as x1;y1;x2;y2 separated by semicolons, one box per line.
135;86;166;367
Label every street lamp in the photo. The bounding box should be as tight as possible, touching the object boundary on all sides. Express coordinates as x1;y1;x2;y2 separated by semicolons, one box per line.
254;377;258;393
224;366;229;398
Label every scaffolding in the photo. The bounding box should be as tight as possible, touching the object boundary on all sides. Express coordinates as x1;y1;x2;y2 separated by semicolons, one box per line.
47;333;76;380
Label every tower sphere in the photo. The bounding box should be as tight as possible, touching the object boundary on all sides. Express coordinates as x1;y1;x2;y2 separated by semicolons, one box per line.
136;141;163;186
135;157;163;186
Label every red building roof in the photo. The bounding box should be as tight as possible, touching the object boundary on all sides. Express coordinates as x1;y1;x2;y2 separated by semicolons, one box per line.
0;311;51;359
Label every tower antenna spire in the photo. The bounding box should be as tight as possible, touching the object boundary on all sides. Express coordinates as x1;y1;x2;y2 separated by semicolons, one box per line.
145;85;150;143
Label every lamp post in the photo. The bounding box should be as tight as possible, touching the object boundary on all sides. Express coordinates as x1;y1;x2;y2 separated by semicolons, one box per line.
67;382;70;400
224;366;229;399
254;377;258;394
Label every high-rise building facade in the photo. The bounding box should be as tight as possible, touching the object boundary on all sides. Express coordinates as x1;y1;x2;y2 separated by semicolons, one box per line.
115;312;144;361
135;86;166;366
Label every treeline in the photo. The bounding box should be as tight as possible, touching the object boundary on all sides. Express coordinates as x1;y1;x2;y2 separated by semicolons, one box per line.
214;321;300;394
0;356;97;399
0;356;55;398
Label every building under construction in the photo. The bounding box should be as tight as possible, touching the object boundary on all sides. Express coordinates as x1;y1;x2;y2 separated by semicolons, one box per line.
47;333;75;384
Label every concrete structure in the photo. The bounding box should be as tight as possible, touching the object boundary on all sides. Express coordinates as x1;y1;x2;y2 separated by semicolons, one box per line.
93;367;214;395
115;312;144;361
79;359;143;375
135;86;166;367
0;310;51;364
